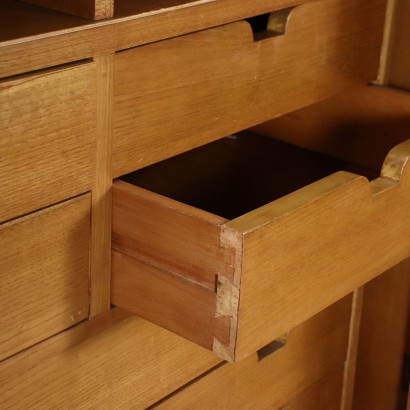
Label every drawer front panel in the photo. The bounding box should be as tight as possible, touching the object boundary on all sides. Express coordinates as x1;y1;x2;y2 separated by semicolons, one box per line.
0;62;96;222
0;310;221;408
152;296;351;409
0;194;91;361
232;145;410;359
113;0;386;177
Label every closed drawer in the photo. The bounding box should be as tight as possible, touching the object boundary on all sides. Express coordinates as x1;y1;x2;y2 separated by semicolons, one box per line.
0;310;221;408
112;132;410;362
151;296;351;409
0;61;96;222
0;194;90;361
112;0;386;177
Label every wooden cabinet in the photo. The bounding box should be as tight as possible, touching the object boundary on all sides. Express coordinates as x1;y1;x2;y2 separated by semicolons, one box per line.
0;0;409;407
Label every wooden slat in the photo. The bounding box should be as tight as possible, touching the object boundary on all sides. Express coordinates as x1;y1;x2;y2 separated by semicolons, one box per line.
0;309;222;409
252;85;410;172
0;194;90;361
152;296;352;409
0;61;96;222
353;259;410;410
90;54;114;317
113;0;386;176
22;0;113;20
226;140;410;360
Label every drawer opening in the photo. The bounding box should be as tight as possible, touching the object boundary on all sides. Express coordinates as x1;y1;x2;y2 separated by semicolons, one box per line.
257;333;288;361
120;132;377;220
246;8;295;42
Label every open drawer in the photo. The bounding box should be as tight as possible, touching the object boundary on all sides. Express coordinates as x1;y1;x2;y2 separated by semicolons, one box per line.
112;132;410;362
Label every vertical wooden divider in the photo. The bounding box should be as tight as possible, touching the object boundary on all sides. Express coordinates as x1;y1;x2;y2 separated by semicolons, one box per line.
90;54;114;317
377;0;410;90
377;0;397;84
341;288;364;410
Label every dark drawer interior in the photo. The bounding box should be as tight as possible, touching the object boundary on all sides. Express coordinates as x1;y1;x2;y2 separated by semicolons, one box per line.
122;132;377;219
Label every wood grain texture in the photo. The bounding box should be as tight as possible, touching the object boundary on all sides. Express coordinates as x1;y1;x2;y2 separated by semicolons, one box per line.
380;0;410;90
113;0;386;176
90;54;113;317
230;140;410;359
352;260;410;410
22;0;113;19
0;62;96;223
0;0;316;78
252;85;410;172
112;181;230;289
153;296;351;409
0;194;90;362
0;309;222;409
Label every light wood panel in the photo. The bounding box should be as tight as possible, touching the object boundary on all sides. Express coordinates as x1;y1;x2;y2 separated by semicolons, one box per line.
352;260;410;410
0;194;90;362
113;0;386;176
0;61;96;223
0;309;222;409
22;0;113;19
90;54;114;317
152;296;351;409
252;85;410;172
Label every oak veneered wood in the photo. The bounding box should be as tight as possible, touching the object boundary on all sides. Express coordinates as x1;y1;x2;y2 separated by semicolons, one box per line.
112;0;386;177
0;62;96;223
0;194;91;361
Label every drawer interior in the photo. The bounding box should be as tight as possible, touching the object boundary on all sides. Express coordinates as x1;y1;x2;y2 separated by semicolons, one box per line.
122;132;377;220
